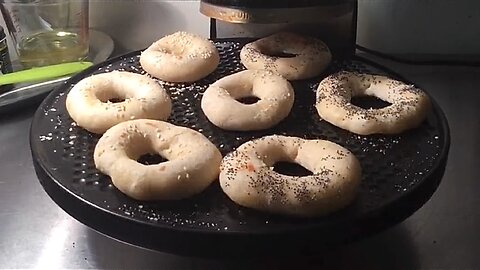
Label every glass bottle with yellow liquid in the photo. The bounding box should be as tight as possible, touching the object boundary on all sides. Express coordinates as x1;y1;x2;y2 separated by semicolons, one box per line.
0;0;89;68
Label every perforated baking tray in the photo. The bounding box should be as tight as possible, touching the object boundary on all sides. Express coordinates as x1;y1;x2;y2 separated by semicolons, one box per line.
30;39;450;257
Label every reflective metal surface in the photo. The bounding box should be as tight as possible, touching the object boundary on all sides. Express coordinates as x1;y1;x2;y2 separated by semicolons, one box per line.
199;1;354;23
1;56;479;268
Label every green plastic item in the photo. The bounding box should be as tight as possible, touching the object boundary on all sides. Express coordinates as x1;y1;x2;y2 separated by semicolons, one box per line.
0;61;93;86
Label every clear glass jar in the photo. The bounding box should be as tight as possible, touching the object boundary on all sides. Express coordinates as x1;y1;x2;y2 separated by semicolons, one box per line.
0;0;89;68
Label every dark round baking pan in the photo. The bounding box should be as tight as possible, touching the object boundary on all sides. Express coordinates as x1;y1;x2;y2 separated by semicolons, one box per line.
30;39;450;257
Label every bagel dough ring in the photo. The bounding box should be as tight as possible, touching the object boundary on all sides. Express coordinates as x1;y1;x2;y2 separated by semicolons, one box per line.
201;70;294;131
94;119;223;201
140;31;220;82
315;71;431;135
240;32;332;80
220;135;361;217
66;71;172;134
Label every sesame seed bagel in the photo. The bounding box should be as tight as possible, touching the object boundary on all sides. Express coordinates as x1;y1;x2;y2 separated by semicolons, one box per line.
315;71;431;135
140;31;220;82
240;32;332;80
219;135;362;217
66;71;172;134
94;119;223;201
201;70;294;131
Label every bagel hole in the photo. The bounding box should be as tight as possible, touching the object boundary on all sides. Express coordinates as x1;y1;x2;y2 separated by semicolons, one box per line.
237;96;260;105
263;50;297;58
96;93;125;103
351;95;391;109
107;98;125;103
137;153;167;165
273;161;312;177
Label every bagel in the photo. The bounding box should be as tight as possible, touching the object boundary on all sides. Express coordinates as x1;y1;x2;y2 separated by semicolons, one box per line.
201;70;294;131
315;71;431;135
219;135;362;217
66;71;172;134
94;119;223;201
240;32;332;80
140;31;220;82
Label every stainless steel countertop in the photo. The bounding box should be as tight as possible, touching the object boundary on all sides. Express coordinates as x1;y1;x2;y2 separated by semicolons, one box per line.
1;56;479;269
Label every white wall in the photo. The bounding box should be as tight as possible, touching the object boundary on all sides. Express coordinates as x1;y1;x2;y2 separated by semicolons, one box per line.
357;0;480;55
89;0;209;52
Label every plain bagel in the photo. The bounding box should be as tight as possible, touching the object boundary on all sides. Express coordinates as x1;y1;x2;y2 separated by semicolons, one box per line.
201;70;294;131
219;135;362;217
140;31;220;82
315;71;431;135
94;119;223;201
240;32;332;80
66;71;172;134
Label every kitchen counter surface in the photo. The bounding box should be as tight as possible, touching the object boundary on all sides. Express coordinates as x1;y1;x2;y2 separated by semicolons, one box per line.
1;56;479;269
